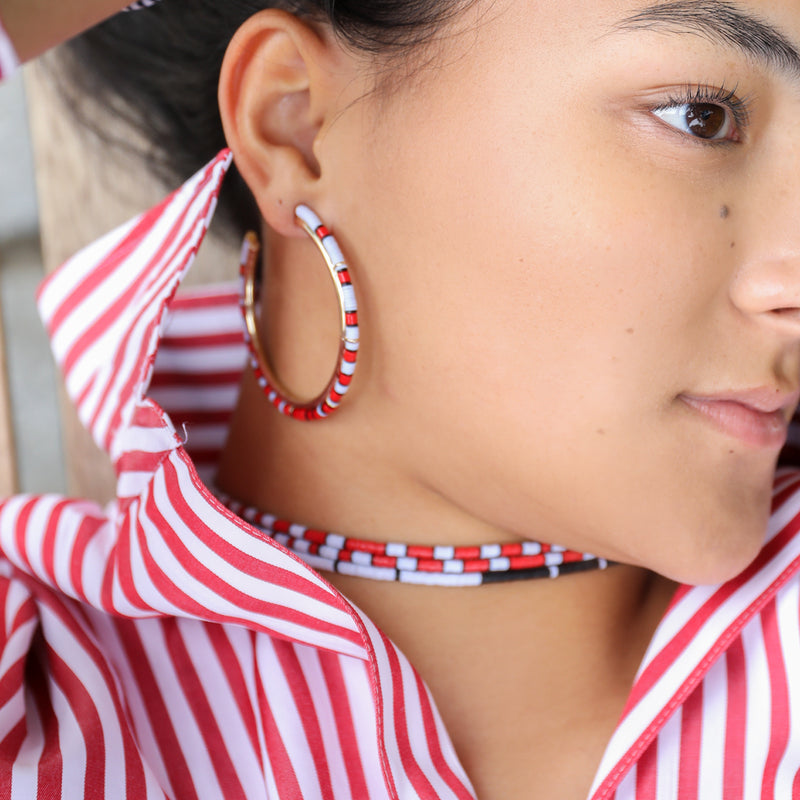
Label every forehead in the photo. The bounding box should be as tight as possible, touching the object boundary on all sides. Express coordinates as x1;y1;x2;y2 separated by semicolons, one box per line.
441;0;800;87
609;1;800;77
361;0;800;119
480;1;800;43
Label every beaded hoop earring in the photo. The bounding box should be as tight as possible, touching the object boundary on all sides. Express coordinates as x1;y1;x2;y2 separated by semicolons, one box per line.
239;205;360;421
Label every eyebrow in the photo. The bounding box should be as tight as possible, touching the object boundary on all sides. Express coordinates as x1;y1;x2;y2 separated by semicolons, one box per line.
616;1;800;80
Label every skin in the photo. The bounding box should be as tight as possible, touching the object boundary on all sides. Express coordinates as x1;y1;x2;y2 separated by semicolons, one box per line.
0;0;132;62
214;0;800;796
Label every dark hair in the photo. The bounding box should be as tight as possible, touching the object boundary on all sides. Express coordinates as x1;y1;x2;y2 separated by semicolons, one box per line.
62;0;472;235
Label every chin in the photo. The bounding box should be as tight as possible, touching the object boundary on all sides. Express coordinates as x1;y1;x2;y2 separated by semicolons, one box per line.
656;457;779;586
656;508;771;587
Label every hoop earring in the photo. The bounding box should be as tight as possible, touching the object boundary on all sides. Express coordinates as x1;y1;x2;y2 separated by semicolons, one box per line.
239;204;360;421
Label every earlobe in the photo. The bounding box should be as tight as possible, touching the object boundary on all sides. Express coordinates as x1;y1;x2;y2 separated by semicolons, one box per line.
218;10;333;237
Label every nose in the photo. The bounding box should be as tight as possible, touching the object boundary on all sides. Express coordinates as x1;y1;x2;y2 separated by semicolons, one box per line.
729;255;800;338
729;148;800;339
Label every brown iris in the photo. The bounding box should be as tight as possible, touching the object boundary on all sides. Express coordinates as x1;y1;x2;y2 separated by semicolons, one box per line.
685;103;727;139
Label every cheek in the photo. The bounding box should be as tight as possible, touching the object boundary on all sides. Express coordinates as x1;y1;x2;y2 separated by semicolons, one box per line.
371;161;714;426
345;111;699;435
330;67;761;582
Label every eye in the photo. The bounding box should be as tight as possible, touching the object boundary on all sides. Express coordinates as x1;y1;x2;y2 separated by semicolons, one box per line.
651;102;738;141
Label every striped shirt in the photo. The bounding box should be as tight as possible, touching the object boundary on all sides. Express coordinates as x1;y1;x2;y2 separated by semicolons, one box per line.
0;150;799;798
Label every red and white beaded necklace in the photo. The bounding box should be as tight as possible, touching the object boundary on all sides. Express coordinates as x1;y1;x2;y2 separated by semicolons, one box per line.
218;494;609;587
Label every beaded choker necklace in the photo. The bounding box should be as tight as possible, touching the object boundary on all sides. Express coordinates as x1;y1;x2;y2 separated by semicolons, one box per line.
218;494;610;587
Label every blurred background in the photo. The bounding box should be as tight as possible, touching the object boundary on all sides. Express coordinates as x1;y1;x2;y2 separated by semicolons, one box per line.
0;57;233;502
0;67;65;496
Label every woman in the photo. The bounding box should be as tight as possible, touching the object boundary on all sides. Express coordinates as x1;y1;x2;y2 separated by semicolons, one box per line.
2;0;800;797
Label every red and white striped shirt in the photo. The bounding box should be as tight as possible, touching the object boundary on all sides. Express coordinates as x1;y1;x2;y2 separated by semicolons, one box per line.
0;151;799;798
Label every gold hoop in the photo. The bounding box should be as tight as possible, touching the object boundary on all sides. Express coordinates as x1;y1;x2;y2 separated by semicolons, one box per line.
238;205;360;421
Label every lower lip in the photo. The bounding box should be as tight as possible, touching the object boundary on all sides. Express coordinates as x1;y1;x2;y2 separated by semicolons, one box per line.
679;396;788;449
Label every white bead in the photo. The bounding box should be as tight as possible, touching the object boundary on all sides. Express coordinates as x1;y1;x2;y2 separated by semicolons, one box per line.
318;545;340;561
337;562;396;582
396;556;418;572
326;533;346;549
399;571;482;587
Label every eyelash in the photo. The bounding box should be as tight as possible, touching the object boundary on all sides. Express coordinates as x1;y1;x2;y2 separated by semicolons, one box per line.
650;83;753;144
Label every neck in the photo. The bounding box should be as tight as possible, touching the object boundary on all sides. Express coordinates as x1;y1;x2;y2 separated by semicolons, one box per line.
216;373;536;547
216;372;677;798
334;564;675;799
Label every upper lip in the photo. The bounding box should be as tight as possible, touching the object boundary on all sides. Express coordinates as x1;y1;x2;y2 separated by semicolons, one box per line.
680;386;800;416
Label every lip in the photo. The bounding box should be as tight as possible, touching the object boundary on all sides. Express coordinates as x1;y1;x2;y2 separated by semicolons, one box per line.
678;388;800;449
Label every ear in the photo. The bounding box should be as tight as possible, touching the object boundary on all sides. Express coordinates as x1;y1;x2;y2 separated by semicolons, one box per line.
218;10;346;237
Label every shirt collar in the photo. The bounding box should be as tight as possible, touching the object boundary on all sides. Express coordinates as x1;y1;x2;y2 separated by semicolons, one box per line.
35;149;369;662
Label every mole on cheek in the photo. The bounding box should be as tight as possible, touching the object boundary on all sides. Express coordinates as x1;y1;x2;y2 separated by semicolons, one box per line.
719;205;730;219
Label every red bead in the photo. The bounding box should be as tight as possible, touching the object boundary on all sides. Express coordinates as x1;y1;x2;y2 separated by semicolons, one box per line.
346;538;385;555
417;560;444;573
508;555;545;569
453;546;481;559
464;559;491;572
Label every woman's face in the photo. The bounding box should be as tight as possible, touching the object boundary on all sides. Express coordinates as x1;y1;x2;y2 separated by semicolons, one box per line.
308;0;800;584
